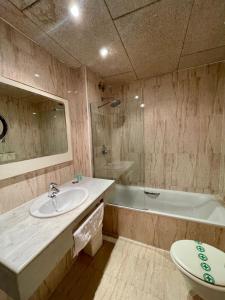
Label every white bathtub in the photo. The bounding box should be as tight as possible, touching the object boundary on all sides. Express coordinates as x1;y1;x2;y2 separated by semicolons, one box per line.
107;184;225;227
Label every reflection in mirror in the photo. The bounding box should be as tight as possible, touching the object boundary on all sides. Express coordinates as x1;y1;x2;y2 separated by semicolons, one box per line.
0;81;68;165
0;114;8;142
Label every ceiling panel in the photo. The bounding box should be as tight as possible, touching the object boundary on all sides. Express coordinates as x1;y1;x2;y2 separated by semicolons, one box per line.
182;0;225;55
179;46;225;70
2;0;225;81
105;0;157;19
0;1;81;68
9;0;38;10
115;0;193;78
24;0;133;77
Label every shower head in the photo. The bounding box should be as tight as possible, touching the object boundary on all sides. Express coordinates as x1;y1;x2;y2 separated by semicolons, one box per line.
98;97;121;109
110;99;121;107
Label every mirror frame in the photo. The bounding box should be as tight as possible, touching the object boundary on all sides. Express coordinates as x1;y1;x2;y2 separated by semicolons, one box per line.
0;75;73;180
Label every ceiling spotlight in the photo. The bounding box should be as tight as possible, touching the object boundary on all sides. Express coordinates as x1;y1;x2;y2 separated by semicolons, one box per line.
32;112;37;115
134;95;139;99
67;90;72;94
34;73;40;78
140;103;145;108
100;47;109;58
70;5;80;18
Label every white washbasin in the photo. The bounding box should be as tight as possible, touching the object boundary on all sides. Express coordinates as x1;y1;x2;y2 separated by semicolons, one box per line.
30;187;89;218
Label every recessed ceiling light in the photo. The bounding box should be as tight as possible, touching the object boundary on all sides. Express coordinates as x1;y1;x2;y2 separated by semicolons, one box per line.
32;112;37;115
70;5;80;18
100;47;109;58
140;103;145;108
67;90;72;94
134;95;139;99
34;73;40;78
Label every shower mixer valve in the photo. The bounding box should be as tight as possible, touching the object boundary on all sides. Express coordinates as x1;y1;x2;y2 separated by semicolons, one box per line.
102;145;108;155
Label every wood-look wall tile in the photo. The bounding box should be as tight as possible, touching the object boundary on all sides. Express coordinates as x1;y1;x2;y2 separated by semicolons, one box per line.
144;118;166;154
174;153;196;191
142;62;225;193
218;155;225;195
197;64;224;116
220;111;225;155
95;61;225;193
196;153;221;193
199;115;222;154
178;117;200;154
145;153;165;188
103;206;225;252
153;75;179;121
176;70;199;118
164;118;180;154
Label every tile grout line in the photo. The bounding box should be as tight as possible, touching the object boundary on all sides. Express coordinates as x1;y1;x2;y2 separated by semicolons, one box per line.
103;0;139;80
102;71;135;78
181;44;225;58
177;0;195;69
136;58;225;81
112;0;161;21
8;0;41;11
22;0;41;11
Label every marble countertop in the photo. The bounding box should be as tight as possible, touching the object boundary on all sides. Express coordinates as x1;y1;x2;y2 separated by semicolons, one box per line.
0;177;114;274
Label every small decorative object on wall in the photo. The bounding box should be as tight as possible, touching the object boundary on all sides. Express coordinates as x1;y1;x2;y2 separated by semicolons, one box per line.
0;114;8;142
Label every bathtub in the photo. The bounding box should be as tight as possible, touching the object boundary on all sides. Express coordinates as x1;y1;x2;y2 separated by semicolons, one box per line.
106;184;225;227
104;184;225;252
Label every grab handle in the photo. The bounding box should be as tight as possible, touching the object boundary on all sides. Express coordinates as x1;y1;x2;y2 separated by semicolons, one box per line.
144;191;160;198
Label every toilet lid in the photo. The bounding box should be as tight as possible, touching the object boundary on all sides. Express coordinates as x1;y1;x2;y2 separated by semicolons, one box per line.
170;240;225;287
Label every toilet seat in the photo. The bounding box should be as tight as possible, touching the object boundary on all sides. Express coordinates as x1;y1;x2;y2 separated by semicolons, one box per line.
170;240;225;288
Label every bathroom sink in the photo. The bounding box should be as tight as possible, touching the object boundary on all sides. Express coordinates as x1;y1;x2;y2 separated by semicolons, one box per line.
30;187;89;218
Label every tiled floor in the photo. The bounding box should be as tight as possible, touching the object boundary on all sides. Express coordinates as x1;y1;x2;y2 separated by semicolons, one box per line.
49;237;197;300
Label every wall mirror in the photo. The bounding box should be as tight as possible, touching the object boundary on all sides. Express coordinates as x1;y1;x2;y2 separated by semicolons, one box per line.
0;76;72;180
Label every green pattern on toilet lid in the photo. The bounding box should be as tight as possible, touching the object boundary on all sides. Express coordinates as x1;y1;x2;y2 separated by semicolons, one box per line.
203;273;215;285
196;245;205;252
200;262;211;272
198;253;208;261
170;240;225;287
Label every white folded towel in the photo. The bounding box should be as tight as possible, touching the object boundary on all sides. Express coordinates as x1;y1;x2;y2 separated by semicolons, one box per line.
73;203;104;257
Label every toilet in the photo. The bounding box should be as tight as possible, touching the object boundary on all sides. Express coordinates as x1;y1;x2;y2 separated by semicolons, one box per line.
170;240;225;300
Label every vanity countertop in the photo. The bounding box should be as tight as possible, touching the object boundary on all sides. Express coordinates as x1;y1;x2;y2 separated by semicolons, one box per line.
0;177;114;274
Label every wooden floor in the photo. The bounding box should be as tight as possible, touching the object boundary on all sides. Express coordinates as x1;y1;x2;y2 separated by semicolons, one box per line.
49;237;197;300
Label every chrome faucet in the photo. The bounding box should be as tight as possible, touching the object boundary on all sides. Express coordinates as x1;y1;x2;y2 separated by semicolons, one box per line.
48;182;60;198
48;182;60;212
